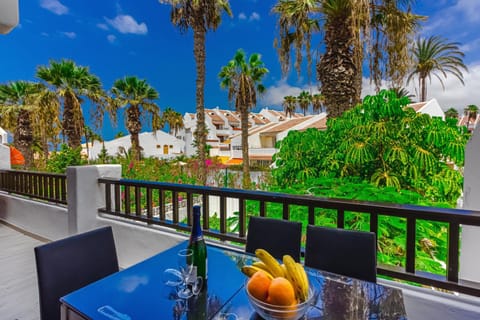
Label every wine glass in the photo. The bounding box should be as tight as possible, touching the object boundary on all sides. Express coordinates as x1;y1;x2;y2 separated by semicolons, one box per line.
177;249;195;299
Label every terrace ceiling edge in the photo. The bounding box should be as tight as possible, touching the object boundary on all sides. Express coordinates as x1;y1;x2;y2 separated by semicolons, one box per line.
0;0;19;35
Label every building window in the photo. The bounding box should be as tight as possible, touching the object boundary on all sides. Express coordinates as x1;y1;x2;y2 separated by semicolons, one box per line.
156;144;161;149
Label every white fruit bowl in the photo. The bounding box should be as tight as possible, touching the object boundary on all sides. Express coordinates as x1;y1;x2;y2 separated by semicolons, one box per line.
245;281;315;320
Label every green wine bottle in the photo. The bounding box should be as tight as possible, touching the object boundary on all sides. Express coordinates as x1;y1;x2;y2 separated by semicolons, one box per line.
188;205;207;282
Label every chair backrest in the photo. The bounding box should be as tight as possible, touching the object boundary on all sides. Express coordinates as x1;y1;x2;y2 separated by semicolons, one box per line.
305;225;377;283
246;216;302;261
35;226;119;320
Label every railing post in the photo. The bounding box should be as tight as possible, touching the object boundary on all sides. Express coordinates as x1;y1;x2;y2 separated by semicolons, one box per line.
66;165;121;234
406;217;416;274
448;222;460;283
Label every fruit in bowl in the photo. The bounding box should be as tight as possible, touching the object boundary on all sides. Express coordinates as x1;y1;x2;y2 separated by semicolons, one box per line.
241;249;314;320
246;282;315;320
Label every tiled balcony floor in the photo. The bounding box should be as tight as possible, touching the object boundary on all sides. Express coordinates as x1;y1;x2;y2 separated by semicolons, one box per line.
0;222;46;320
1;221;480;320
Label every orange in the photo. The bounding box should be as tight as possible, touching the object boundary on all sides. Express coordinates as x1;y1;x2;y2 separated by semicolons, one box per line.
247;270;272;302
266;277;296;306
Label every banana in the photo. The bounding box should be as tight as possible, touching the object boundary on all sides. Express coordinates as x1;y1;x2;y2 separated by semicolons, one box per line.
296;262;309;302
283;255;309;302
255;249;285;278
241;265;273;279
252;261;272;273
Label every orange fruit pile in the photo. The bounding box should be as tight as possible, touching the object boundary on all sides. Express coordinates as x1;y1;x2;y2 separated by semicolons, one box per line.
247;271;296;306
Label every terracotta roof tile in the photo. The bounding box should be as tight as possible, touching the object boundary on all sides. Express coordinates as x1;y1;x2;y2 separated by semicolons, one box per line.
261;116;312;134
205;109;225;125
407;102;427;112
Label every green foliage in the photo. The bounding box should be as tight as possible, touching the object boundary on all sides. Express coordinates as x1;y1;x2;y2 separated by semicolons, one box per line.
261;177;451;275
97;145;112;164
272;89;469;204
46;144;84;173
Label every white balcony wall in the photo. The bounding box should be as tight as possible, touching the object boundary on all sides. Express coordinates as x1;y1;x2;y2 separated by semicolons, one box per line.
0;193;68;240
249;147;277;156
0;165;186;269
461;125;480;283
231;149;242;158
0;144;10;169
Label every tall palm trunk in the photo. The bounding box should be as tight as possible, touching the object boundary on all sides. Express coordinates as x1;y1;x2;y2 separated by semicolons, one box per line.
317;13;356;118
193;24;207;185
240;105;251;188
14;109;33;168
63;91;83;149
126;104;142;161
420;74;427;102
353;45;363;105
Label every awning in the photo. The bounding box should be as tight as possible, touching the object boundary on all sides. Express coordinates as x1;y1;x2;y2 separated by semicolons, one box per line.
10;146;24;165
225;158;243;165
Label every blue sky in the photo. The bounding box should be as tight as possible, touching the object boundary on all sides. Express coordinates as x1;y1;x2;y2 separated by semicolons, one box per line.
1;0;480;140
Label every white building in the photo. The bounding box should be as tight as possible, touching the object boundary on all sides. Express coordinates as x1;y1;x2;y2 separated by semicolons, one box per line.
0;127;8;145
177;107;303;158
408;99;445;120
224;113;327;166
84;130;185;161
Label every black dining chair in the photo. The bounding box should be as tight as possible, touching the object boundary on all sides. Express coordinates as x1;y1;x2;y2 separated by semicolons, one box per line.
34;226;119;320
245;216;302;261
304;225;377;283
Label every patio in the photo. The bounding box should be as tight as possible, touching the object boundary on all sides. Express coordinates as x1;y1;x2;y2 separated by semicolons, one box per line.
2;165;480;319
1;218;480;319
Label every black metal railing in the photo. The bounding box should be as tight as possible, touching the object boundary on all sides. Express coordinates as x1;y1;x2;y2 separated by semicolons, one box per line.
98;177;480;297
0;170;67;204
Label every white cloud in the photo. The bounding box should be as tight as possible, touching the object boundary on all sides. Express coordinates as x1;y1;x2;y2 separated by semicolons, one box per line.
105;15;148;35
40;0;68;15
61;31;76;39
97;23;109;31
41;32;49;37
107;34;116;43
238;12;260;22
260;80;320;107
250;12;260;21
361;61;480;112
453;0;480;23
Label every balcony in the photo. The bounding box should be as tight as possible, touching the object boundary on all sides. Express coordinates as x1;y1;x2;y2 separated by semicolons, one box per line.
1;166;480;319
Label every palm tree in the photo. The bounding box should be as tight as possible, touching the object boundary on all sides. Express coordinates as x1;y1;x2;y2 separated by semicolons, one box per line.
445;108;459;120
273;0;420;117
390;87;415;102
317;0;359;118
163;107;184;136
219;49;268;189
272;0;320;79
407;36;468;102
37;59;104;149
0;81;60;168
110;76;162;161
0;81;37;167
114;131;126;139
297;90;312;116
165;0;232;186
464;104;478;121
282;95;297;118
311;93;324;114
